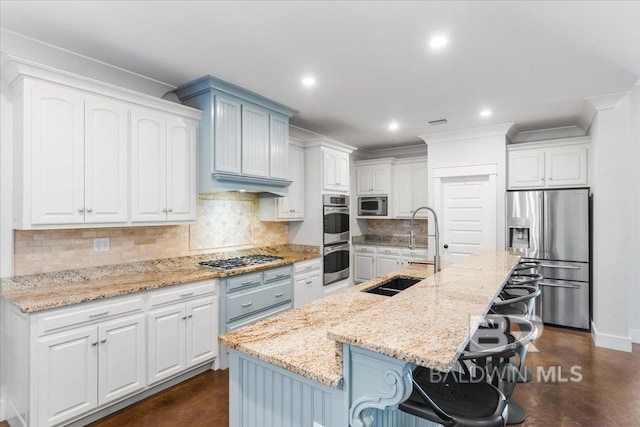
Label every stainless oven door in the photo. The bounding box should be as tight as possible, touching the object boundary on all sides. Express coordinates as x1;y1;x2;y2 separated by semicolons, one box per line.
323;206;350;245
323;243;350;285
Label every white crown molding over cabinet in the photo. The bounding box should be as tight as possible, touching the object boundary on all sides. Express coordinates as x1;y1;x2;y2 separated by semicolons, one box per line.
4;57;202;230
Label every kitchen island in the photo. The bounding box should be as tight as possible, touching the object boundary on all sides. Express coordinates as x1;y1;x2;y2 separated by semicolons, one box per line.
219;250;521;427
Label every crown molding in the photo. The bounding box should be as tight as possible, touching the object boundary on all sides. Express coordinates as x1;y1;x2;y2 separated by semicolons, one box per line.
587;92;629;111
420;123;514;145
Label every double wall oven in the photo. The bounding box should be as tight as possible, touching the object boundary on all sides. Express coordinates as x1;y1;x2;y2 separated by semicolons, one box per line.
323;194;350;286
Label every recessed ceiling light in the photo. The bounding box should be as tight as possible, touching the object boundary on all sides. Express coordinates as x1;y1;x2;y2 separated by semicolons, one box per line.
429;35;448;49
388;121;399;131
480;109;492;117
302;76;316;87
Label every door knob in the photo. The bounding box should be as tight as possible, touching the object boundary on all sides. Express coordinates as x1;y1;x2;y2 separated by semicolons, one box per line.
443;244;449;249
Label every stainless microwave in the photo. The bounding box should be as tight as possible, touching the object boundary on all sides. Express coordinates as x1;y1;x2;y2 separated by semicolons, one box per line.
358;196;388;216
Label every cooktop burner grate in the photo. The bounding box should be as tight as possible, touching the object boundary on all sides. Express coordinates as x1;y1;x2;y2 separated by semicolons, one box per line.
199;254;283;270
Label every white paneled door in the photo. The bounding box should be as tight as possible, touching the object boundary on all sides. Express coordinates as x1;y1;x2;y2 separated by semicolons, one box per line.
440;175;496;262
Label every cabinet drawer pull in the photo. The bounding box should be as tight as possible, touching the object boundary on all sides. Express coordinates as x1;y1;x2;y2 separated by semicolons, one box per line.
305;266;313;270
91;341;98;346
306;281;312;285
241;302;252;308
100;339;107;344
276;273;286;277
188;314;193;318
89;311;109;318
182;316;187;320
180;292;194;297
274;293;284;298
241;280;254;285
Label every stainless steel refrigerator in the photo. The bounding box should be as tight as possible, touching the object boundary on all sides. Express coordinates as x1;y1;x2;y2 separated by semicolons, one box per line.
506;189;590;329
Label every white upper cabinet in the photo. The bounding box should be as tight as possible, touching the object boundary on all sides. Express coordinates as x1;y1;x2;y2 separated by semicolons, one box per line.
323;147;350;193
393;157;428;218
258;140;305;221
507;138;590;189
27;81;86;226
355;160;393;195
131;111;198;223
7;58;202;230
167;119;198;221
85;97;129;224
175;76;297;193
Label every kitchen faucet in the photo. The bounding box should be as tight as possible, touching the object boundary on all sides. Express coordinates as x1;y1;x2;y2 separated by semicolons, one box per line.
409;206;441;272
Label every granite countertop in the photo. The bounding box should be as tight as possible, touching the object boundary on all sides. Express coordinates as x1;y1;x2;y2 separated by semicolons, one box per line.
219;262;435;388
219;251;520;388
352;234;428;248
1;244;320;313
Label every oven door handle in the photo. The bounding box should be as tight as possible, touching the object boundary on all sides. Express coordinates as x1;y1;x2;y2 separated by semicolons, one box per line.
324;244;350;254
324;207;349;213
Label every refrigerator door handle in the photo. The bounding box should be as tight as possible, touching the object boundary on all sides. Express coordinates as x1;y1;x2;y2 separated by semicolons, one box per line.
539;282;582;289
542;191;548;259
538;263;581;270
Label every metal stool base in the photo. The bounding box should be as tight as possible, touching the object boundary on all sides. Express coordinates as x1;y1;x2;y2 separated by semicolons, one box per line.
507;399;527;424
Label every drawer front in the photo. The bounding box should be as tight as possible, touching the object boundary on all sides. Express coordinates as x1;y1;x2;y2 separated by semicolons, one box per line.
378;246;402;256
263;266;293;283
226;280;292;322
38;295;144;335
226;272;263;292
402;248;428;257
354;245;377;254
148;280;216;308
294;258;322;274
226;303;292;333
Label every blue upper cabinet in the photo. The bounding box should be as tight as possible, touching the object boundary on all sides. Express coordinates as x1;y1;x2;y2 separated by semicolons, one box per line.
175;76;297;195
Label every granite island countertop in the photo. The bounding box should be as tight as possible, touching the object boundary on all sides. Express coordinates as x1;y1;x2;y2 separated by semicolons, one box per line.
1;244;320;313
219;251;520;388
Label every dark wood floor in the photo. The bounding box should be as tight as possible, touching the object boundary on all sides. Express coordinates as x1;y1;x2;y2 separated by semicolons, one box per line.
2;326;638;427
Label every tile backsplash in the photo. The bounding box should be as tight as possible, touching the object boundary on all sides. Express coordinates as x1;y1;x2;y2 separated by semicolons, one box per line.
365;218;428;237
14;192;288;275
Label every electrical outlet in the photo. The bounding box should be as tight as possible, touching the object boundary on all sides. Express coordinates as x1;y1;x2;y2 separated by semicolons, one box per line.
93;237;110;252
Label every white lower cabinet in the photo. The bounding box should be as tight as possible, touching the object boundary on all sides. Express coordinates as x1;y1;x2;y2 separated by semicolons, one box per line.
354;244;428;283
37;326;99;426
147;286;218;385
377;247;402;277
4;279;217;427
36;312;146;427
293;259;323;307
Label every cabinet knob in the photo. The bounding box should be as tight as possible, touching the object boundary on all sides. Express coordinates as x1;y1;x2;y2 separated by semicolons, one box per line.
87;208;93;213
168;208;173;213
548;178;553;181
444;244;449;249
162;208;168;213
182;316;187;320
188;314;193;318
91;342;98;346
78;208;85;213
100;338;107;344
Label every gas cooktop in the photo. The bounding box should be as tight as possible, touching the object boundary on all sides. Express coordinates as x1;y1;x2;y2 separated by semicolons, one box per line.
198;254;283;270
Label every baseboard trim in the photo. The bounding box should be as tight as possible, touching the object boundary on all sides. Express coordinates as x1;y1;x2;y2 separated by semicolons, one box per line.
630;328;640;344
0;398;5;423
591;321;633;352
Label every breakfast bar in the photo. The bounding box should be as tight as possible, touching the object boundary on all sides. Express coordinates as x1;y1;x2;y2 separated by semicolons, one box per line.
219;250;521;427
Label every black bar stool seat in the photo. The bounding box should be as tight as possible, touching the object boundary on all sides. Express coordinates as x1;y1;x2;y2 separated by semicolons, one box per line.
399;367;507;427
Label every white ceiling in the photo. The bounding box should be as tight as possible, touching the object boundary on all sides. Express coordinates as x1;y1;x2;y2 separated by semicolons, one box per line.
1;1;639;150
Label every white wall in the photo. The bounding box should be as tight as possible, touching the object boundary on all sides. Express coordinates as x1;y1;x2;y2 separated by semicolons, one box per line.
421;124;511;258
628;83;640;344
588;91;637;351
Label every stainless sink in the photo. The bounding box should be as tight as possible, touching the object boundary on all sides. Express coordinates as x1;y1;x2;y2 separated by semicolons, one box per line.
364;276;422;296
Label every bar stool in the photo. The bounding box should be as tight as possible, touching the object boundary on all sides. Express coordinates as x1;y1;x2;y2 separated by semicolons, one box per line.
491;284;541;319
399;316;537;427
463;315;538;425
